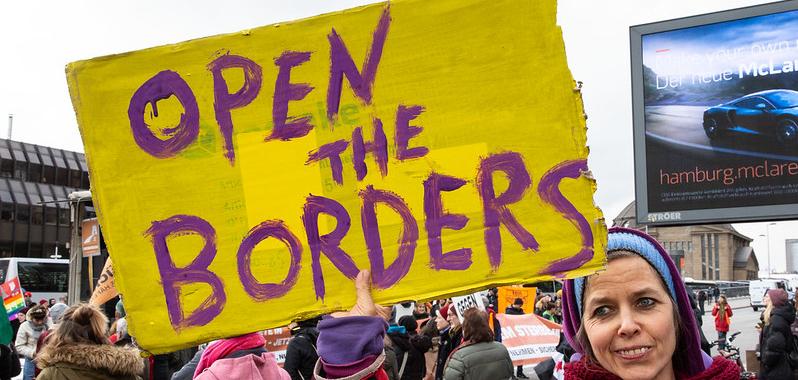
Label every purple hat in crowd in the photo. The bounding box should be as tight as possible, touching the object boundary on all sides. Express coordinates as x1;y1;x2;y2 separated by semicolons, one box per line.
561;227;709;376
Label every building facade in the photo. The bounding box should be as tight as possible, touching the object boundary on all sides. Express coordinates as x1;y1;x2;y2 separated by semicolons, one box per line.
613;201;759;281
0;139;89;258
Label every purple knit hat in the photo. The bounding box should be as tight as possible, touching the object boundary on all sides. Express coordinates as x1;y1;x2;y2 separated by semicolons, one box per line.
561;227;706;376
316;316;388;377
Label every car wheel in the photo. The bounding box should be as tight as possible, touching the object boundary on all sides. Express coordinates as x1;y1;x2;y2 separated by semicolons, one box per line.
704;117;722;139
777;119;798;146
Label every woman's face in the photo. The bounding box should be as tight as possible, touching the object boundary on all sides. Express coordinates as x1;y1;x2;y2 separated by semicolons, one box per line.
582;254;677;380
764;294;771;306
435;313;449;331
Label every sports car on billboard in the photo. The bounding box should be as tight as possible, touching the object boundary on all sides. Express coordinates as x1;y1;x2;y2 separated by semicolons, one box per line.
703;89;798;146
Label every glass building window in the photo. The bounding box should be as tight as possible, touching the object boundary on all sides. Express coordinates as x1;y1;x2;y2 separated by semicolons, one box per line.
42;165;55;184
0;160;12;178
16;205;29;222
31;206;43;225
44;206;57;225
13;161;26;181
58;207;70;225
1;203;13;221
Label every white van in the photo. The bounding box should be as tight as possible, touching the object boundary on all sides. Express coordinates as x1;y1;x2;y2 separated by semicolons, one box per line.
749;279;788;311
0;258;69;304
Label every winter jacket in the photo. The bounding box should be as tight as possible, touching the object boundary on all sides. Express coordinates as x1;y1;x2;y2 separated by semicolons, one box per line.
711;303;732;332
759;303;796;380
387;330;432;380
35;343;144;380
504;306;524;315
0;344;20;380
435;327;462;380
442;341;513;380
194;351;290;380
14;320;48;359
284;327;319;380
564;356;740;380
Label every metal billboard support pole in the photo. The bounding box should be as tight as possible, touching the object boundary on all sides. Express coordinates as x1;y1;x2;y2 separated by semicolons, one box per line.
67;191;91;305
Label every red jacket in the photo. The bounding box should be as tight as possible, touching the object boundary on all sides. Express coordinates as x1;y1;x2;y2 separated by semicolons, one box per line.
712;304;733;332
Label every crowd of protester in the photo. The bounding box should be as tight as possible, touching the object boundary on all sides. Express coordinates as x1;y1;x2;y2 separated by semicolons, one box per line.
6;227;798;379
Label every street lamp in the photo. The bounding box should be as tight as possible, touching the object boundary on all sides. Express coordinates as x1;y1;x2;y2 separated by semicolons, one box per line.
763;223;777;276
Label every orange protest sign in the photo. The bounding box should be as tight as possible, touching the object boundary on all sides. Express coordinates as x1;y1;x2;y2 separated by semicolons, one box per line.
262;327;292;364
496;313;561;366
497;286;535;314
89;258;118;306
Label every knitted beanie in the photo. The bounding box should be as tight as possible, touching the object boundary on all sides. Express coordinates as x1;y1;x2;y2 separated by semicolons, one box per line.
767;288;788;307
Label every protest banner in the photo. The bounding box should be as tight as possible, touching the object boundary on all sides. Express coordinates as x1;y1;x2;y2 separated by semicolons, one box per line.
89;258;119;306
262;327;292;364
451;293;485;322
66;0;606;352
82;218;101;257
497;286;536;313
496;313;561;366
1;277;24;321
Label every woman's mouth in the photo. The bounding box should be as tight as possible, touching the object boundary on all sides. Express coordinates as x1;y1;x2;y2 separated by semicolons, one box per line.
615;346;651;360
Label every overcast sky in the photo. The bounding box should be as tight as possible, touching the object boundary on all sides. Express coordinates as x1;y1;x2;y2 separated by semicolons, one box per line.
0;0;794;274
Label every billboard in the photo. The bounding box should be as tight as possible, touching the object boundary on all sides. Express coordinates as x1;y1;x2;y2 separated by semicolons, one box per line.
631;1;798;225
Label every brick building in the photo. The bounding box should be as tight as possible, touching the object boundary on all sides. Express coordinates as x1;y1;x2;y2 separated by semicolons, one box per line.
613;201;759;281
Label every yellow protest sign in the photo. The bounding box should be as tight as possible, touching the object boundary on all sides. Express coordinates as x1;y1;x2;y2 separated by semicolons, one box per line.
66;0;606;352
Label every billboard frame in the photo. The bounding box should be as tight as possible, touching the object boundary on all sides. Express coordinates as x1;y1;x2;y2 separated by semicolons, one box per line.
631;0;798;226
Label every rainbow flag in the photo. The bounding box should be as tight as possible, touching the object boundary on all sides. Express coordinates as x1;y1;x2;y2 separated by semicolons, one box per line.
1;277;25;320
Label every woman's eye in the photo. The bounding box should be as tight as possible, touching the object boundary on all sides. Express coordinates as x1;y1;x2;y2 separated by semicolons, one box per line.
637;298;656;308
593;306;611;317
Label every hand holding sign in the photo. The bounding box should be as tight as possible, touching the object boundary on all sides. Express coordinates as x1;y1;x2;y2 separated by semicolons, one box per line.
331;270;390;320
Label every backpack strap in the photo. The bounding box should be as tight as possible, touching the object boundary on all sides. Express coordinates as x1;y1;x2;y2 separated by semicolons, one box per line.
397;350;409;378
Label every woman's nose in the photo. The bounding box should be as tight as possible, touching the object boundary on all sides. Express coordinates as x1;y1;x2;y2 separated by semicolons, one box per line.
616;308;641;337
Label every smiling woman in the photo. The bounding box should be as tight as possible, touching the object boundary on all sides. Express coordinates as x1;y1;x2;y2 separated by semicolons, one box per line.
561;227;740;380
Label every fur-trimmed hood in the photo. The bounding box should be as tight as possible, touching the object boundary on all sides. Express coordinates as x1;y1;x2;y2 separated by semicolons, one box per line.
36;343;144;377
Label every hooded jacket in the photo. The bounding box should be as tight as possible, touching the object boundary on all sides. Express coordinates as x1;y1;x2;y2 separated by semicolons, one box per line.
284;326;319;380
435;327;462;380
561;227;739;380
759;303;796;380
387;329;432;380
35;343;144;380
194;352;290;380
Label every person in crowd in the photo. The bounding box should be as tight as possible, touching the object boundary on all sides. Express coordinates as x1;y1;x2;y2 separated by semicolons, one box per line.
505;298;524;315
503;298;526;378
15;304;49;380
534;295;552;316
0;342;20;380
712;286;720;303
712;294;733;350
758;288;795;379
486;289;498;311
433;304;461;380
554;298;563;324
561;227;740;379
541;302;557;323
23;292;34;308
386;316;431;380
193;331;289;380
35;303;143;380
697;289;707;314
284;317;320;380
412;302;429;321
48;297;68;325
688;290;711;355
480;296;502;342
442;308;512;380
